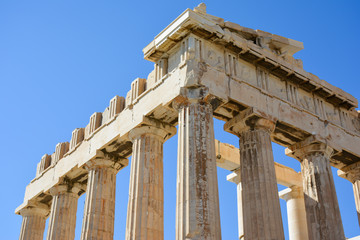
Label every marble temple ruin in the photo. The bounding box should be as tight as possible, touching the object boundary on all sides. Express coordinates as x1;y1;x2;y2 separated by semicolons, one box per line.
16;3;360;240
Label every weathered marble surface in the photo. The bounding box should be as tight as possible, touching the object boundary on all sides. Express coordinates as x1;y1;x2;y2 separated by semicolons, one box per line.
15;3;360;240
287;138;345;240
279;187;309;240
19;205;49;240
338;162;360;227
174;88;221;240
126;124;176;240
46;184;83;240
81;157;128;240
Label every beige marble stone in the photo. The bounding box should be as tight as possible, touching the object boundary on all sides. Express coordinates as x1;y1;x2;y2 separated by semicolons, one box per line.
53;142;69;165
19;204;49;240
338;162;360;227
125;124;175;240
70;128;84;150
88;112;102;135
174;87;221;240
15;4;360;240
215;139;303;188
227;170;243;240
81;156;128;240
46;183;84;240
279;187;309;240
224;112;285;240
355;181;360;226
287;136;345;240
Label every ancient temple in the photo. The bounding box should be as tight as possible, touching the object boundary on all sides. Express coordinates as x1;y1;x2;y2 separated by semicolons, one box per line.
16;3;360;240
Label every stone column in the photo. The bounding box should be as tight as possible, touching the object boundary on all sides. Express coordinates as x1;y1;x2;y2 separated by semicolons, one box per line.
224;110;285;240
286;136;345;240
19;204;49;240
46;183;84;240
354;181;360;226
80;155;128;240
279;187;309;240
125;123;176;240
338;162;360;227
226;170;244;240
174;87;221;240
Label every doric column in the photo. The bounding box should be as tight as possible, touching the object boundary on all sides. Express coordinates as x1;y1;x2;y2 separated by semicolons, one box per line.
338;162;360;227
174;87;221;240
226;170;244;240
125;122;176;240
46;182;84;240
224;109;285;240
19;204;49;240
80;154;128;240
286;136;345;240
279;187;309;240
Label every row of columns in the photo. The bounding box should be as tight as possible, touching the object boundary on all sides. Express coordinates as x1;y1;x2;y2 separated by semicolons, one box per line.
19;87;354;240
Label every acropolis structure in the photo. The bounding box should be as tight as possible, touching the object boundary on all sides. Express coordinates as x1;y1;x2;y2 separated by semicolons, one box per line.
16;3;360;240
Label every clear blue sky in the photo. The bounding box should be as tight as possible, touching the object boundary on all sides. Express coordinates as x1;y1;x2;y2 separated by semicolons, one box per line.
1;1;359;239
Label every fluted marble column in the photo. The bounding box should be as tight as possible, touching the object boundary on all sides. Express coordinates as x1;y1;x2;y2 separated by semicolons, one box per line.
126;124;176;240
286;137;345;240
279;187;308;240
354;181;360;226
46;183;84;240
224;112;284;240
81;156;128;240
174;89;221;240
19;204;49;240
226;170;244;240
338;162;360;227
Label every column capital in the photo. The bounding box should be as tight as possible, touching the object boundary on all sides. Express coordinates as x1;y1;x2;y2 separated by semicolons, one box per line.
18;203;49;217
338;162;360;183
285;135;334;161
226;169;241;184
172;87;221;111
279;186;303;202
85;151;128;172
49;182;85;197
224;108;277;136
129;117;177;142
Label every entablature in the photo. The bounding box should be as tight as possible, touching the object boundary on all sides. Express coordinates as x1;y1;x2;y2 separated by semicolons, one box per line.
143;6;357;110
16;3;360;216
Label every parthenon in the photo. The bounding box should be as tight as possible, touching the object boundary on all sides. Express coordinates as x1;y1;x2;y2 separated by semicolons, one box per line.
15;3;360;240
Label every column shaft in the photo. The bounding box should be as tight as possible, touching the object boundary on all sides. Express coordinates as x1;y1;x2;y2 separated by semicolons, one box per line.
239;129;284;240
81;163;117;240
227;171;243;240
176;101;221;240
46;185;81;240
301;151;345;240
236;183;243;240
338;162;360;228
19;213;46;240
126;126;168;240
279;187;309;240
19;206;49;240
354;181;360;227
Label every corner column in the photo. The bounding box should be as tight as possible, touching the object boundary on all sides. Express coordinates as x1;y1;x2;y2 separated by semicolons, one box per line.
46;183;84;240
224;110;285;240
19;204;49;240
286;136;345;240
174;87;221;240
338;162;360;227
80;155;128;240
279;186;309;240
226;170;244;240
125;123;176;240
